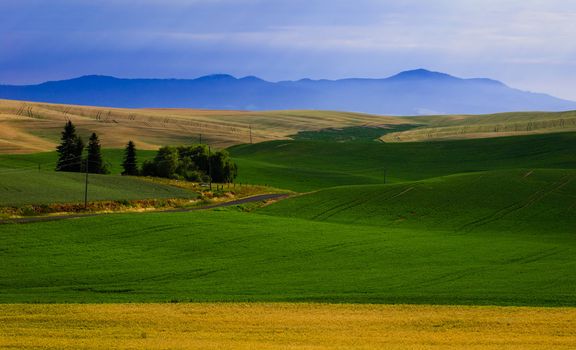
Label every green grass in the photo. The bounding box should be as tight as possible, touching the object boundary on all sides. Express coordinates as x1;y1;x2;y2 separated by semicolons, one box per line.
291;124;418;143
0;209;574;306
259;169;576;234
0;171;196;206
230;132;576;191
0;149;192;206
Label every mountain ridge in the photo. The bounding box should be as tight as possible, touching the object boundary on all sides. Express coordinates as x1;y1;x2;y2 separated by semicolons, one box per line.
1;69;575;115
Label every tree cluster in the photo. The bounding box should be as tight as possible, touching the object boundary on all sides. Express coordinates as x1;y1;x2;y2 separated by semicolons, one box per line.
56;121;109;174
55;121;238;183
141;145;237;183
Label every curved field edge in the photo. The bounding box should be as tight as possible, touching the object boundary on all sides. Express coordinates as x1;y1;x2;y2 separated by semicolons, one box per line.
0;210;574;306
2;303;575;350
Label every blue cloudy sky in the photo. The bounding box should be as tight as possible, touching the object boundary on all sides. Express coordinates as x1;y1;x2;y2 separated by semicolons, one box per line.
1;0;575;99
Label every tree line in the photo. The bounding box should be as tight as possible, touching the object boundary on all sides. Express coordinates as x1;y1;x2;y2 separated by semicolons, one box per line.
55;121;238;183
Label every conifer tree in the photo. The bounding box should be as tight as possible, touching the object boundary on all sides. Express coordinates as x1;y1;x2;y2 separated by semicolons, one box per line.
86;132;109;174
121;141;139;175
56;121;84;172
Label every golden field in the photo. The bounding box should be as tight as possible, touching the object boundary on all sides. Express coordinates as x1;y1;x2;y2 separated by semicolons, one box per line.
1;303;575;349
0;99;408;153
2;98;576;154
381;110;576;142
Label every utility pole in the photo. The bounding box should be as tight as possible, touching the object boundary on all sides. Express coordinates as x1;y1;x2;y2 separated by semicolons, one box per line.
249;125;253;144
84;158;89;209
199;133;202;144
208;146;212;191
383;168;387;185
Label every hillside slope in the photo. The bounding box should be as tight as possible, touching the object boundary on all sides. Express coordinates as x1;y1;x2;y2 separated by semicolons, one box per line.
3;98;576;154
383;110;576;142
259;169;576;234
230;133;576;191
0;99;409;153
0;209;574;306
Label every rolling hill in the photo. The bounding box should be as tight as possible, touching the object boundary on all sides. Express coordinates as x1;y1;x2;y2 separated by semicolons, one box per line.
3;99;576;155
2;69;576;115
0;207;574;306
259;169;576;234
0;99;410;153
229;133;576;191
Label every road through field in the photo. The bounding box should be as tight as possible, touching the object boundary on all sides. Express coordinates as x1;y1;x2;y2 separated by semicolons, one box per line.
1;303;575;349
0;193;289;224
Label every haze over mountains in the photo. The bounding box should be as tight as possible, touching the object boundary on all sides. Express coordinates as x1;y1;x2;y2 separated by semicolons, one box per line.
1;69;575;115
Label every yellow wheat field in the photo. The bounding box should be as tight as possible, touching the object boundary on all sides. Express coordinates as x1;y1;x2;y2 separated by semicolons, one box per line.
1;303;575;349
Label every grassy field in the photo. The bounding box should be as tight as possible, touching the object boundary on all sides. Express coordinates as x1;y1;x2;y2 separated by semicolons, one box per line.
230;132;576;191
0;149;196;207
0;209;574;306
2;303;575;350
259;169;576;233
0;148;156;174
0;131;575;305
0;148;202;207
0;171;197;206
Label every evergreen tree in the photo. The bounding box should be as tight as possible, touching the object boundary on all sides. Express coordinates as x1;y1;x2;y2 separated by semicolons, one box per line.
86;132;109;174
56;121;84;172
121;141;139;176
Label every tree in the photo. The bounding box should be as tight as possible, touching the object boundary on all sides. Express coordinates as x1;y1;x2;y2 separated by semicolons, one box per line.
141;146;179;178
121;141;139;176
140;144;237;183
209;149;237;183
56;121;84;172
86;132;109;174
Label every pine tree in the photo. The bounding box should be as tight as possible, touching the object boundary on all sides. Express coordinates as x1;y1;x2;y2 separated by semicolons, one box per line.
86;132;109;174
121;141;139;176
56;121;84;172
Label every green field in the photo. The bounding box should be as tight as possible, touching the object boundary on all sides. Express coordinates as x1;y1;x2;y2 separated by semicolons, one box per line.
230;132;576;191
0;148;156;175
0;209;574;306
0;149;192;206
260;169;576;234
1;129;575;307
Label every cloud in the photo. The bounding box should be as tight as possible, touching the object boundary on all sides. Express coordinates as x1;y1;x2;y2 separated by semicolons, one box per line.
1;0;576;99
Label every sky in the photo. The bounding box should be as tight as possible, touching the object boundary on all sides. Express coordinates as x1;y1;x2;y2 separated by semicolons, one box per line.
1;0;575;100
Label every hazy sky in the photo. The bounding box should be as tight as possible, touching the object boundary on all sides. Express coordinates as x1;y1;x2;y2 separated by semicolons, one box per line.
1;0;575;99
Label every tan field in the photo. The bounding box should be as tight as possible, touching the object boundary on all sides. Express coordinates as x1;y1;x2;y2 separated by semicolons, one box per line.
381;110;576;142
1;303;575;349
2;99;576;154
0;99;409;153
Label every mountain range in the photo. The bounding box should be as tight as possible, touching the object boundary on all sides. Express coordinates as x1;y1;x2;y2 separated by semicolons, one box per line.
1;69;575;115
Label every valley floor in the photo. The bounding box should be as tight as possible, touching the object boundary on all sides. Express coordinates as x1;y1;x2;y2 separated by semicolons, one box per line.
1;303;575;350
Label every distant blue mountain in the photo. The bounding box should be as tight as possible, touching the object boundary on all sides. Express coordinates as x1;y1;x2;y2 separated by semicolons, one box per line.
1;69;575;115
